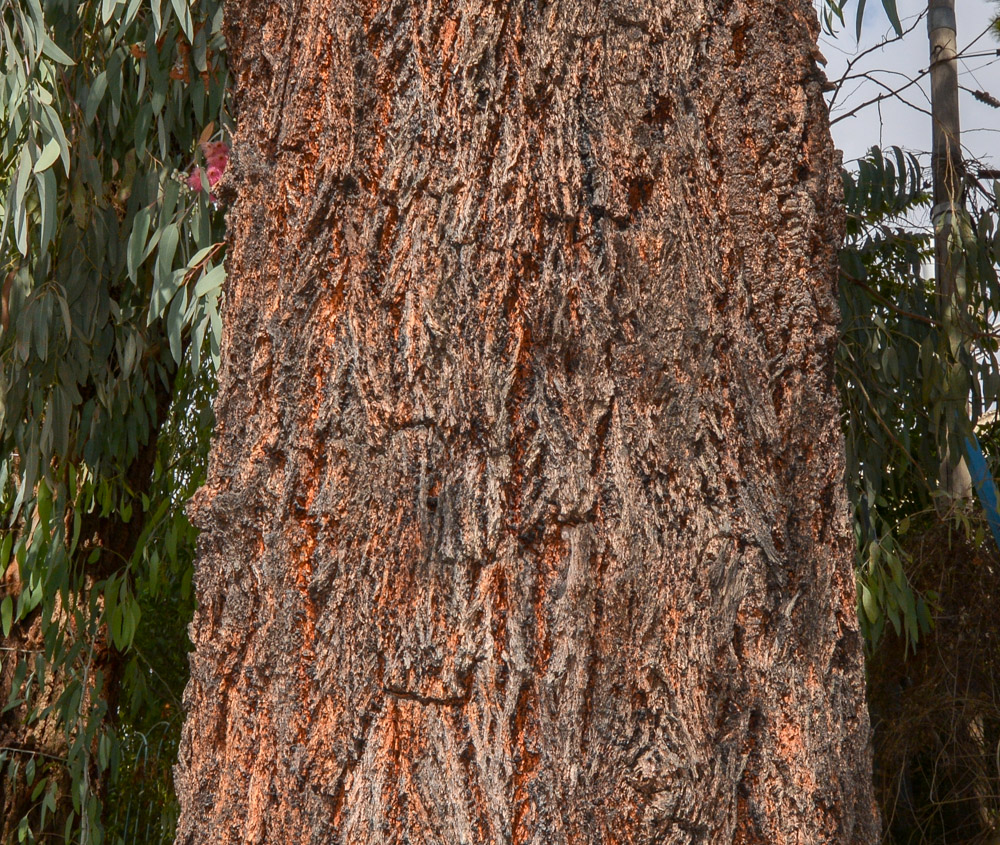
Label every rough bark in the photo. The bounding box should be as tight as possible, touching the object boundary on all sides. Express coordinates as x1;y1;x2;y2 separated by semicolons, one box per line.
176;0;878;842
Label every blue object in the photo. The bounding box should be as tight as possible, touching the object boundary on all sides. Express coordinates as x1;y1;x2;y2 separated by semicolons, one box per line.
964;434;1000;551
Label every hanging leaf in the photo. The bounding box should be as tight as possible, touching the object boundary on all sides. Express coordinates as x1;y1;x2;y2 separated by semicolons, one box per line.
32;137;61;174
881;0;902;35
40;34;74;65
1;596;12;637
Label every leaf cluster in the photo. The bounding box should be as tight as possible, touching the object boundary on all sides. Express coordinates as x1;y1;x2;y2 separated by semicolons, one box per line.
0;0;228;840
821;0;903;39
839;146;1000;652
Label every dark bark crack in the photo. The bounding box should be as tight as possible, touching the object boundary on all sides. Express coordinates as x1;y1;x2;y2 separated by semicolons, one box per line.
383;685;469;707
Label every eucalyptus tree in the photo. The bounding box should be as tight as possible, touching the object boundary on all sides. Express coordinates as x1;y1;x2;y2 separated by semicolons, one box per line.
0;0;228;839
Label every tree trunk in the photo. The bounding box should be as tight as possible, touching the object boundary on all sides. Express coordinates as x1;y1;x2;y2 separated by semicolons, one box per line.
175;0;878;841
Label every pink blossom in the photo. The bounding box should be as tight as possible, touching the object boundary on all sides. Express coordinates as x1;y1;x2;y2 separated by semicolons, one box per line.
188;140;230;201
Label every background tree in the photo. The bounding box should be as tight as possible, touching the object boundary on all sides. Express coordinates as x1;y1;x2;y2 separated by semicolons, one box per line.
838;147;1000;845
173;0;879;841
825;2;1000;839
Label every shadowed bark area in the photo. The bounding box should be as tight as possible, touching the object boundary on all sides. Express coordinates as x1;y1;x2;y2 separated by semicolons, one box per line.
175;0;878;841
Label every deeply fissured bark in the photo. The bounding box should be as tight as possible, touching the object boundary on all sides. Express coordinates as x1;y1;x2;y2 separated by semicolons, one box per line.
176;0;878;842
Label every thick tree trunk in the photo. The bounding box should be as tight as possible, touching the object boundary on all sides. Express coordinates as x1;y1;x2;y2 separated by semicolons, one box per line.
175;0;878;841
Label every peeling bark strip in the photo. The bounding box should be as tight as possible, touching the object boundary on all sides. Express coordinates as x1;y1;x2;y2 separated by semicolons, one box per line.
175;0;878;842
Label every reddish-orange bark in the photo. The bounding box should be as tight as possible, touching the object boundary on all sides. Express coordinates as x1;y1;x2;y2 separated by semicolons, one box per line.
176;0;878;841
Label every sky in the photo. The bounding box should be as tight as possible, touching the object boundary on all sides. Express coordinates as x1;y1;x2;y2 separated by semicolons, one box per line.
820;0;1000;174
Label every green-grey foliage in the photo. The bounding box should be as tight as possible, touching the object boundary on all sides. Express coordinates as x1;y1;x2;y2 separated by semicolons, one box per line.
0;0;228;840
839;146;1000;651
821;0;903;38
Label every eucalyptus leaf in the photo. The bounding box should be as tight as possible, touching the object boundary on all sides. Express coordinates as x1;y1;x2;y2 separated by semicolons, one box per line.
84;71;108;126
39;104;70;175
32;137;61;174
171;0;195;41
165;285;186;363
193;262;225;297
880;0;902;36
122;0;142;27
127;207;152;282
40;35;74;65
34;169;56;256
133;102;153;160
13;194;28;256
152;222;180;304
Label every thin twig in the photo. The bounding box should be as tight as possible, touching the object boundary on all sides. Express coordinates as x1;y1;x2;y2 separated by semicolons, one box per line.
0;746;67;763
828;11;927;111
830;22;997;126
